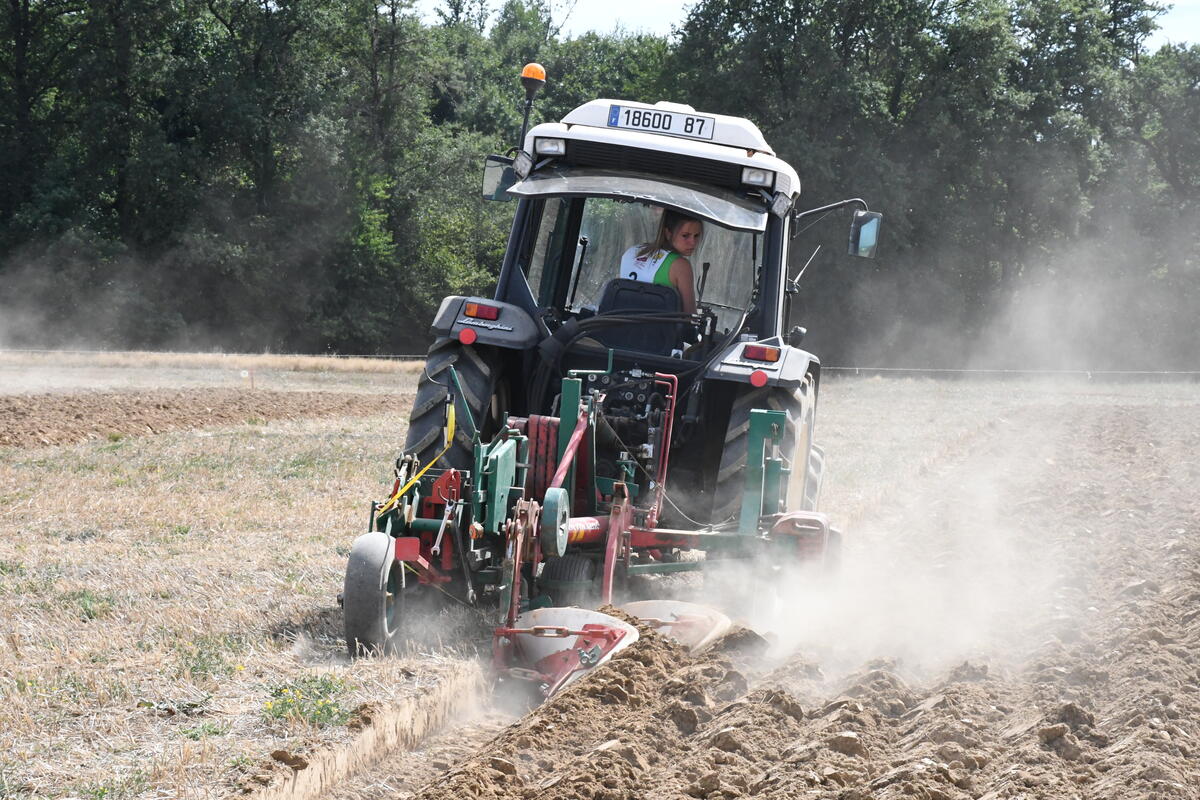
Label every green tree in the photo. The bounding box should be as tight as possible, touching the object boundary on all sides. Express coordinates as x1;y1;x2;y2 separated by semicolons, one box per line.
1125;44;1200;202
0;0;84;243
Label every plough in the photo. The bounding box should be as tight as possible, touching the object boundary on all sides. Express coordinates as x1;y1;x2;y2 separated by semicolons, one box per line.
343;366;835;697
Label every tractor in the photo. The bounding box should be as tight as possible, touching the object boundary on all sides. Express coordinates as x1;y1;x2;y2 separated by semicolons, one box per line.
342;64;882;697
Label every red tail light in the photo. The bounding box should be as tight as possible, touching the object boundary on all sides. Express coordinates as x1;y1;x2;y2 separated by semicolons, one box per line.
464;302;500;321
743;344;780;362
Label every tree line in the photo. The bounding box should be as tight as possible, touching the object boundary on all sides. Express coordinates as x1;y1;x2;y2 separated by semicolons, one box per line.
0;0;1195;368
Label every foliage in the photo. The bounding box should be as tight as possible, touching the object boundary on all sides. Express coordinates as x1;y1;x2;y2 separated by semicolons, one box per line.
263;674;352;726
175;633;244;680
0;0;1194;366
60;589;115;621
180;721;227;740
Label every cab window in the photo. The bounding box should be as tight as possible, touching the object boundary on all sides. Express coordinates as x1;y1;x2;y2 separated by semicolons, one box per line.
525;196;758;333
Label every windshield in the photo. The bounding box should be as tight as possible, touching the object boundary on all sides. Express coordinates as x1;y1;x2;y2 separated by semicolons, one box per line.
524;196;758;333
509;167;768;232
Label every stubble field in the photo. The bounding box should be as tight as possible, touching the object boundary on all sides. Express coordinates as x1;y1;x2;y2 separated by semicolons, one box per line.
1;351;1198;799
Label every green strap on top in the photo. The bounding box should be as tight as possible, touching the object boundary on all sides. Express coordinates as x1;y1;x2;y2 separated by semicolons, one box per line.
652;252;678;287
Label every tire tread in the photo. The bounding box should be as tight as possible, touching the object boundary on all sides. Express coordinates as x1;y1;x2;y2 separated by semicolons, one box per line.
404;340;497;470
712;385;806;523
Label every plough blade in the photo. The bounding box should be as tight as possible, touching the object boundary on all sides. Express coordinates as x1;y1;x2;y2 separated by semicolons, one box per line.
620;600;733;653
495;607;639;697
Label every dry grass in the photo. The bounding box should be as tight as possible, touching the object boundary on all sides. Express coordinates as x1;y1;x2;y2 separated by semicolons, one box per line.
0;350;424;374
0;413;480;799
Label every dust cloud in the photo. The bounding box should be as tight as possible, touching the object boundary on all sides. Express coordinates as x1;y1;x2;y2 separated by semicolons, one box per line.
801;201;1198;372
0;202;346;355
0;249;194;352
970;229;1198;372
759;204;1195;681
763;477;1063;682
700;384;1089;687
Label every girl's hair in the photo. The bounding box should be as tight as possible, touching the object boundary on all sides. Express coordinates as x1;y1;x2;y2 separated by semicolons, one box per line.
637;209;702;258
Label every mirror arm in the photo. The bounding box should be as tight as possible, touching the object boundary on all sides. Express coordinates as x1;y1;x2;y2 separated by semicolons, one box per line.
793;198;869;223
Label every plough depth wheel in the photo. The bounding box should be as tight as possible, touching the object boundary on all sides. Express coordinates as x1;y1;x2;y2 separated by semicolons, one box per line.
343;531;404;656
539;554;595;607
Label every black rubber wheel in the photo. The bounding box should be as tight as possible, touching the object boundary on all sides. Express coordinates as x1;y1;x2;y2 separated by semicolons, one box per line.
711;378;815;524
405;340;503;470
343;531;404;657
538;555;596;607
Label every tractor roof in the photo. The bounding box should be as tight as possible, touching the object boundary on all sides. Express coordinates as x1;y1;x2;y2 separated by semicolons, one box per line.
524;99;801;199
563;100;774;153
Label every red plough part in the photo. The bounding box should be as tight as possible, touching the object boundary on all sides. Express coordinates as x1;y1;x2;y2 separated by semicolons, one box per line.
493;608;639;696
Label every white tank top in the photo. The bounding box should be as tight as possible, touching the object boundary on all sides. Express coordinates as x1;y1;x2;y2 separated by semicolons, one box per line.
619;246;676;285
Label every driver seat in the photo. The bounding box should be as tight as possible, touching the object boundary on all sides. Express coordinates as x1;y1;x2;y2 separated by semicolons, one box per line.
591;278;683;355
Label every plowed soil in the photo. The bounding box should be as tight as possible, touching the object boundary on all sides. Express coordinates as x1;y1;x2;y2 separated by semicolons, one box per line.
335;388;1200;800
0;389;411;447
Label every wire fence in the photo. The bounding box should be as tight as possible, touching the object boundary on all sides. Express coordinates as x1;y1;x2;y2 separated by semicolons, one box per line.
822;366;1200;379
4;349;1200;379
0;348;427;360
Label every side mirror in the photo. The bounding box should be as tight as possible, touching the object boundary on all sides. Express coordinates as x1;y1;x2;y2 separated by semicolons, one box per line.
481;155;517;201
787;326;806;347
848;210;882;258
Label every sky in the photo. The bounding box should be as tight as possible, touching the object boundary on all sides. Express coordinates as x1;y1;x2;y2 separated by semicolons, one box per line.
1151;0;1200;48
416;0;1199;49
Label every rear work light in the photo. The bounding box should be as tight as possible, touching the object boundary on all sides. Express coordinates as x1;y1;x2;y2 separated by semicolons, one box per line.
464;302;501;321
741;167;775;189
743;344;781;362
534;137;567;155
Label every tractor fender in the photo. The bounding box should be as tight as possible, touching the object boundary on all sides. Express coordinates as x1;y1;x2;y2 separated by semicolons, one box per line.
703;336;820;391
430;296;541;349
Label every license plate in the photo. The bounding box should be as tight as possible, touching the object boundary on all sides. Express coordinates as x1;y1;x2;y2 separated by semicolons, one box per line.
606;105;715;141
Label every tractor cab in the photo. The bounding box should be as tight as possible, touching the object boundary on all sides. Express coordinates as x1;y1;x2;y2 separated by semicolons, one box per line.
478;99;804;397
515;169;763;353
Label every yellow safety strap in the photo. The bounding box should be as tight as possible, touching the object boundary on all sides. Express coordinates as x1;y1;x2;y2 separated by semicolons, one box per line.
375;403;456;518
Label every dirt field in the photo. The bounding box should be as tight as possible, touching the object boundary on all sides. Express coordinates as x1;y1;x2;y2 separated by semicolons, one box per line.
2;353;1197;799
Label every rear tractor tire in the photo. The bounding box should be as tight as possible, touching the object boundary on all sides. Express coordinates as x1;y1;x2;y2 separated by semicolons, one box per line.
405;340;505;470
711;378;818;524
343;531;405;657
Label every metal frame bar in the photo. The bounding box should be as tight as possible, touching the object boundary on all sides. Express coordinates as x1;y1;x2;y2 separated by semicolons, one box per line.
740;408;787;535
